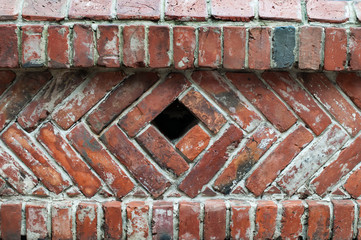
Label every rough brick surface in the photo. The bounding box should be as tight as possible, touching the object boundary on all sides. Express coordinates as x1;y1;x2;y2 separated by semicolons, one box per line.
223;26;246;69
259;0;301;21
204;200;226;240
324;28;347;71
332;200;354;240
122;25;146;68
152;202;173;240
117;0;160;20
0;203;22;239
248;27;271;70
165;0;207;21
69;0;112;20
22;25;45;67
127;202;149;240
0;71;15;95
76;203;98;240
178;201;200;240
337;73;361;109
26;203;49;239
280;200;304;239
198;27;222;68
272;26;296;68
72;24;94;67
52;203;73;240
299;26;323;70
349;28;361;70
103;201;122;240
307;0;348;23
211;0;254;21
22;0;67;21
0;0;20;20
254;201;277;239
47;26;70;68
173;26;196;70
97;25;120;68
148;26;170;68
307;201;331;239
230;201;251;240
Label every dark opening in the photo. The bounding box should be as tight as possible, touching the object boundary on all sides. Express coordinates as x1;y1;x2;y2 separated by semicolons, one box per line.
152;100;198;141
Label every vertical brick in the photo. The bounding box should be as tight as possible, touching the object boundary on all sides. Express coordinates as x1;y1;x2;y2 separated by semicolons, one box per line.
211;0;254;21
0;71;15;95
230;201;251;240
272;26;296;68
22;25;45;67
26;203;48;239
117;0;161;20
73;24;94;67
69;0;112;20
152;202;173;240
52;203;73;240
280;200;304;239
307;201;331;239
0;25;18;68
178;202;200;240
324;28;347;71
173;26;196;69
103;201;122;240
0;203;22;240
0;0;20;20
254;201;277;239
127;202;149;240
332;200;354;240
198;27;222;68
357;200;361;239
76;203;98;240
349;28;361;70
122;25;146;68
223;26;246;69
22;0;67;21
307;0;348;23
204;200;226;240
259;0;301;21
97;25;120;68
48;26;70;68
248;27;271;70
148;26;170;68
299;26;323;70
165;0;207;21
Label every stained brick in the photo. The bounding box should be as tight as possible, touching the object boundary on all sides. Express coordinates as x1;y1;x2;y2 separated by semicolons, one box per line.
337;73;361;109
324;28;347;71
26;203;48;239
248;27;271;70
69;0;112;20
152;202;173;240
349;28;361;70
280;200;304;239
179;125;243;198
332;200;354;240
0;203;22;240
356;3;361;22
344;165;361;198
122;25;146;68
72;24;94;67
22;0;66;21
0;25;18;68
47;26;70;68
97;25;120;68
0;0;20;20
211;0;253;21
246;126;313;197
299;26;323;70
228;72;297;132
127;202;149;240
357;200;361;239
53;71;124;130
254;200;277;239
259;0;301;21
103;201;122;240
165;0;207;21
117;0;160;20
198;27;222;68
22;25;45;67
178;201;200;240
76;203;98;240
272;26;296;68
52;203;73;240
307;201;331;239
173;26;196;70
148;26;170;68
307;0;348;23
230;201;251;240
0;71;15;95
223;26;246;69
204;200;226;240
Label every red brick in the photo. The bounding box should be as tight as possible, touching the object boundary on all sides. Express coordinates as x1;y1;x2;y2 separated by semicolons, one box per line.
307;0;348;23
211;0;253;21
246;126;313;197
76;203;98;240
97;25;120;68
26;203;48;239
357;200;361;239
148;26;170;68
176;125;210;161
349;28;361;70
254;200;277;239
173;26;196;69
263;72;331;136
259;0;301;21
68;123;134;199
248;27;271;70
280;200;304;239
137;125;189;176
165;0;207;21
38;123;101;198
230;201;251;240
117;0;160;20
53;71;123;130
198;27;222;68
22;25;45;67
52;203;73;240
204;200;226;240
101;125;170;198
103;201;122;240
87;72;158;134
0;0;20;20
179;125;243;198
337;73;361;109
0;71;15;95
0;203;22;240
152;202;173;240
324;28;347;71
299;26;323;70
1;124;70;194
355;3;361;22
332;200;354;240
192;71;262;132
69;0;112;20
47;26;70;68
122;25;146;68
0;25;18;68
126;202;149;239
307;201;331;239
300;73;361;136
223;26;246;69
119;73;189;137
344;165;361;198
22;0;66;21
178;201;200;240
73;24;94;67
228;72;297;132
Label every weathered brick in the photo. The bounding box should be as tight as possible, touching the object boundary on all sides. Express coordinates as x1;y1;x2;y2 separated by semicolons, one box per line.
53;71;123;130
204;200;226;240
52;203;73;240
69;0;112;20
119;73;189;137
22;0;67;21
0;71;15;95
122;25;146;68
223;26;246;69
248;27;271;70
337;73;361;109
357;200;361;239
0;203;22;240
0;0;20;20
192;71;262;132
73;24;94;67
76;203;98;240
165;0;207;21
344;165;361;198
332;200;354;240
263;72;331;136
127;202;149;240
152;202;173;240
259;0;301;21
117;0;160;20
324;28;347;71
22;25;45;67
2;124;70;194
179;125;243;198
280;200;304;239
307;0;348;23
103;201;122;240
101;125;170;198
307;201;331;239
137;125;189;176
272;26;296;68
278;125;348;196
97;25;120;68
214;126;277;194
148;26;170;68
47;26;70;68
0;25;18;68
211;0;254;21
349;28;361;70
299;26;323;70
173;26;196;70
198;27;222;68
228;72;297;132
230;201;251;240
246;126;313;196
254;200;277;239
178;201;200;240
26;203;48;239
87;72;157;134
300;73;361;136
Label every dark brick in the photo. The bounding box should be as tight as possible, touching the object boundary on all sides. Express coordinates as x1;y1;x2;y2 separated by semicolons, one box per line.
272;26;295;68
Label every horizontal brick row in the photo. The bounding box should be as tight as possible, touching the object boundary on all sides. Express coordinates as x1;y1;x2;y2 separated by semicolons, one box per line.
2;24;361;70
